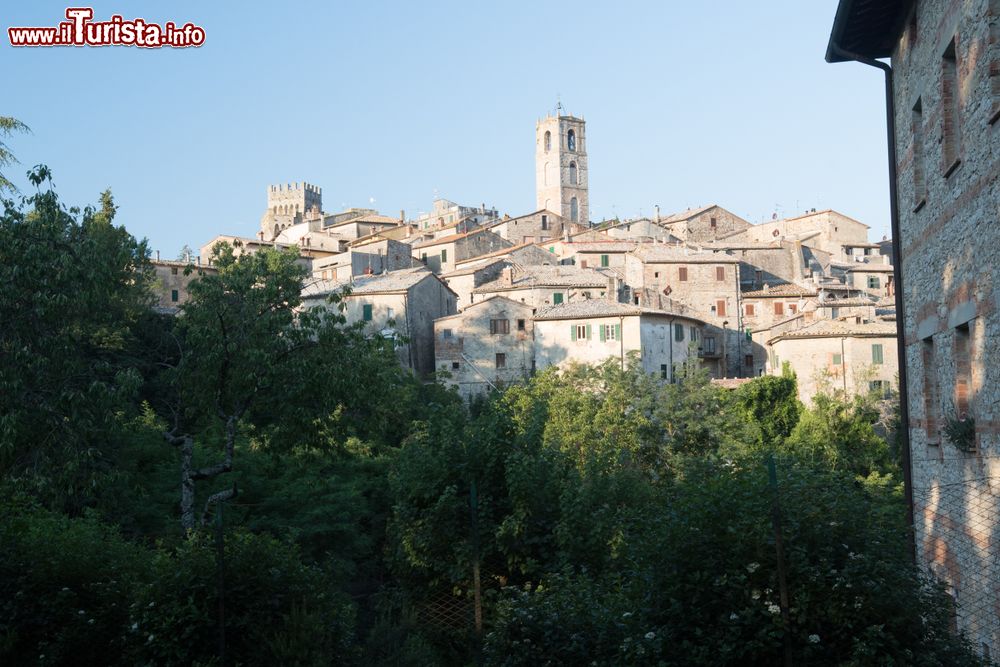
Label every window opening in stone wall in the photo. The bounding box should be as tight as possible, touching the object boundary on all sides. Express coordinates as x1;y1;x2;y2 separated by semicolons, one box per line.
954;323;971;416
567;129;576;152
912;97;926;209
941;38;962;175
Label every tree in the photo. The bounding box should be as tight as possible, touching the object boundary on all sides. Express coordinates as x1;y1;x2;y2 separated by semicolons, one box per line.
733;371;803;452
0;116;29;192
0;167;153;510
159;241;394;531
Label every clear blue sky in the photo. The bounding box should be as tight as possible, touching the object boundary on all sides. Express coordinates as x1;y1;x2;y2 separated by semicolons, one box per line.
2;1;891;256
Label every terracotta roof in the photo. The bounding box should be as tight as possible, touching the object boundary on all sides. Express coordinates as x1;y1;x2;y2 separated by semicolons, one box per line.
303;267;440;297
412;227;505;249
767;319;898;344
473;266;608;293
631;245;739;264
741;283;818;298
712;377;755;390
435;295;532;320
846;264;895;272
816;297;878;307
440;258;505;278
533;299;699;322
658;204;718;224
456;240;541;264
564;241;639;253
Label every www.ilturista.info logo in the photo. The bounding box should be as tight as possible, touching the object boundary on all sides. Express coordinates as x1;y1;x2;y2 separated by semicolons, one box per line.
8;8;205;48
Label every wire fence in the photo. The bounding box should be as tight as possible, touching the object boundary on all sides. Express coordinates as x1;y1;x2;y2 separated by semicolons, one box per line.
911;452;1000;662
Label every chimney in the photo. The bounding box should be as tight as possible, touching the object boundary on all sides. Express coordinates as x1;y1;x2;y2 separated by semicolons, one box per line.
654;205;660;223
763;283;770;293
501;266;513;287
399;209;405;224
156;250;160;261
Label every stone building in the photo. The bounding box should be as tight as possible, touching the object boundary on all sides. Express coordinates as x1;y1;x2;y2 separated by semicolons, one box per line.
603;217;682;243
536;113;589;225
452;242;557;273
412;228;512;274
845;262;896;298
557;241;638;269
532;300;705;381
413;199;497;231
311;238;415;281
623;246;743;377
471;265;614;311
486;209;564;245
151;259;217;314
301;266;457;377
440;260;506;310
828;0;1000;654
260;182;323;240
433;296;535;397
721;209;870;263
766;320;899;404
657;204;752;242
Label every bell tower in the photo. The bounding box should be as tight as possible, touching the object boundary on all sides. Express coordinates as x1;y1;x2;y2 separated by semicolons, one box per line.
535;111;588;225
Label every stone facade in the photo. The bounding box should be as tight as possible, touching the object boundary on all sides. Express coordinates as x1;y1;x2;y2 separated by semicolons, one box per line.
536;114;589;225
658;205;751;242
312;238;414;281
301;267;457;376
260;182;323;240
722;209;870;263
486;210;564;245
151;260;217;314
831;0;1000;653
472;265;614;311
412;228;512;274
434;296;535;397
533;301;704;380
766;320;899;404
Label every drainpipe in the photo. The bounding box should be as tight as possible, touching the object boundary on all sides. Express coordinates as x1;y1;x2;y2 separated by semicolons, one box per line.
735;264;744;377
619;315;625;371
829;44;914;562
668;317;674;382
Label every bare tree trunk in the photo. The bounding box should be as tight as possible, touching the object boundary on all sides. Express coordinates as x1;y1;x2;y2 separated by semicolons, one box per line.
166;414;240;533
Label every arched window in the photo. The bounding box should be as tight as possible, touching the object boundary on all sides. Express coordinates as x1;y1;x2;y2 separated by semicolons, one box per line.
544;130;551;152
570;197;579;222
569;161;577;185
567;129;576;152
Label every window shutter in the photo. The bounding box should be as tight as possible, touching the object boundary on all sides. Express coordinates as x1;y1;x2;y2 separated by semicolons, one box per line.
586;324;592;340
599;325;606;342
570;325;577;341
615;324;621;340
872;344;883;364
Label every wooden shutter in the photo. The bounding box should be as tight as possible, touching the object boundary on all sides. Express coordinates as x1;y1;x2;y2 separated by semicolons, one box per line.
586;324;592;340
615;323;621;340
570;325;577;341
599;325;606;342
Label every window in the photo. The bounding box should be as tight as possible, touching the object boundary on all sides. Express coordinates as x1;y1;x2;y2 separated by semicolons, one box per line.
830;307;839;319
703;336;717;354
452;361;460;370
716;300;727;317
868;276;881;289
495;353;507;369
541;214;548;230
570;197;579;223
923;338;940;440
955;324;971;415
872;343;884;365
441;248;448;263
869;380;889;396
660;364;668;379
567;128;576;152
716;266;725;281
832;353;842;366
569;161;578;185
442;328;453;339
745;354;754;367
942;38;962;175
754;269;763;286
553;292;563;305
774;302;784;316
846;247;853;256
171;266;178;275
599;324;619;341
674;323;684;342
600;254;609;267
170;289;179;302
654;272;660;278
678;266;688;281
363;304;373;321
788;304;798;314
386;307;395;320
421;253;428;264
745;303;756;316
517;318;526;331
490;319;509;335
710;216;717;228
544;130;551;152
570;323;591;341
689;326;699;341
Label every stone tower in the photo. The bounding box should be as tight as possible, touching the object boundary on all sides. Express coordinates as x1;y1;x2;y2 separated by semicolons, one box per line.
260;182;323;240
535;113;588;225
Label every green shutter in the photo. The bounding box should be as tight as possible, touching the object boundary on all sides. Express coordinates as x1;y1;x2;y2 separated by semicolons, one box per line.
615;324;621;340
674;323;683;342
441;248;447;262
553;292;563;305
363;304;373;321
599;324;606;342
833;353;842;366
586;324;592;340
601;254;609;267
872;344;883;365
570;325;577;341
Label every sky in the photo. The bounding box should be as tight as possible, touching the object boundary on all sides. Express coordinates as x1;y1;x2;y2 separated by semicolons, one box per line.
1;1;891;257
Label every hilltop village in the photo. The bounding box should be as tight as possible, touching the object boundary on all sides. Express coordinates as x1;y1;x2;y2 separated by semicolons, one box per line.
154;113;897;404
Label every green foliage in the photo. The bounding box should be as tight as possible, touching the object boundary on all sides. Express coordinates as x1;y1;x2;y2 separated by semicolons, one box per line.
0;116;29;192
734;373;803;451
943;414;976;452
0;168;153;511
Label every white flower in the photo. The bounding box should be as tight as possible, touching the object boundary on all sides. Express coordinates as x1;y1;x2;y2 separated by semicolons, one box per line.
622;612;633;619
729;613;739;621
768;604;781;615
808;634;820;644
644;632;656;640
88;619;95;625
78;610;85;615
147;601;155;608
131;622;139;631
746;562;760;573
147;634;155;643
752;590;761;600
